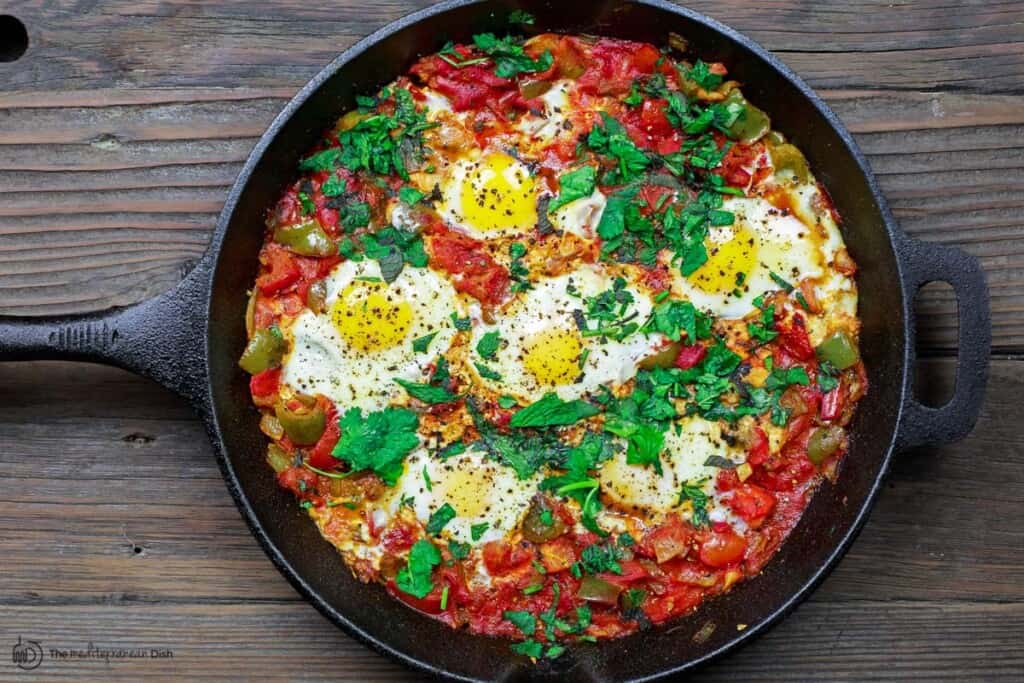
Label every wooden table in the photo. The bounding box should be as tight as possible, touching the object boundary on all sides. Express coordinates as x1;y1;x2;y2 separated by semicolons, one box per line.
1;1;1021;680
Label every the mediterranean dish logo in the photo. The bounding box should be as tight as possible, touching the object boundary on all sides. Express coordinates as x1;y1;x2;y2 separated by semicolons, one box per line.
11;637;43;671
11;637;173;671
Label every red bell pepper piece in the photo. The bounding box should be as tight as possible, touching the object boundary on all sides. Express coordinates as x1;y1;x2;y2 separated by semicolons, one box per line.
820;387;843;421
675;344;707;369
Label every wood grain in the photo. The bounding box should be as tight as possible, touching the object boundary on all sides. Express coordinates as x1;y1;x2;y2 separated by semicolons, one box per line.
0;2;1021;681
0;358;1020;681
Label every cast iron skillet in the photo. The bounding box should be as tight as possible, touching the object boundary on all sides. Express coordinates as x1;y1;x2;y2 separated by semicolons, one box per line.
0;1;991;680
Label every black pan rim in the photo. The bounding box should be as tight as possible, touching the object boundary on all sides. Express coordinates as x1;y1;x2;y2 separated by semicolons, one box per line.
200;1;910;680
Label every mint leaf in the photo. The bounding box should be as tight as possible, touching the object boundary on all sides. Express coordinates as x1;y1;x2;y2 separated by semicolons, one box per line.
476;331;502;360
412;331;438;354
509;392;600;428
395;378;458;405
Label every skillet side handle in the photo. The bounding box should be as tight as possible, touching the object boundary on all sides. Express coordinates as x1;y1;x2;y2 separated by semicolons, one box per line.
0;259;212;405
895;235;990;450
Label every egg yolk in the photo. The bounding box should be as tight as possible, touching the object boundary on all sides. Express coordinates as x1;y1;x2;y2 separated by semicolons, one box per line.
331;281;412;351
434;468;491;519
523;327;584;386
459;152;537;232
690;226;759;294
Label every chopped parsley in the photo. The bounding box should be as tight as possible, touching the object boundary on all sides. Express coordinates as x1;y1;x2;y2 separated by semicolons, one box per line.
299;88;435;181
677;480;710;527
395;539;441;599
467;400;571;480
398;186;426;205
470;522;490;541
509;242;531;293
748;294;779;344
321;174;346;198
577;542;624;575
448;540;470;560
504;610;537;636
330;407;420;486
351;226;428;283
641;298;712;342
426;503;457;535
548;165;597;214
579;277;640;341
437;440;467;460
472;33;553;80
817;361;840;392
587;112;650;183
683;59;723;91
540;432;616;536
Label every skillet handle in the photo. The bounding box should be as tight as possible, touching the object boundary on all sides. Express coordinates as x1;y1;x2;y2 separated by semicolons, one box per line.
0;258;212;405
895;235;990;450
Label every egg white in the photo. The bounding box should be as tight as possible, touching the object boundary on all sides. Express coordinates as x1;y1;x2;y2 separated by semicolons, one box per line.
469;265;665;403
281;259;464;411
514;79;574;146
549;187;607;240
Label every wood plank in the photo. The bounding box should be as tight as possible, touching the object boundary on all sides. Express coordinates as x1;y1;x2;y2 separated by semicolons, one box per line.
0;357;1019;682
1;601;1019;682
2;0;1022;92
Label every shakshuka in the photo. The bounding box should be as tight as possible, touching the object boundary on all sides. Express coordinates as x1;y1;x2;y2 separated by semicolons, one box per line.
239;17;865;661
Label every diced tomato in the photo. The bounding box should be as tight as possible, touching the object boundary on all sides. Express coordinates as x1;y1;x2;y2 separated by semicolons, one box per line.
715;141;759;190
277;466;318;499
576;38;660;95
427;228;510;305
699;529;747;568
316;206;340;234
539;537;577;573
411;49;517;112
294;254;341;301
380;522;419;553
726;484;776;527
252;295;278;330
641;520;692;564
600;559;651;588
249;368;280;406
624;99;681;153
753;453;816;492
638;184;674;213
747;426;769;465
256;243;300;295
675;344;707;369
389;580;444;614
482;540;533;575
643;583;704;624
775;314;815;361
784;413;813;448
820;386;843;421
